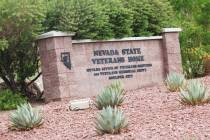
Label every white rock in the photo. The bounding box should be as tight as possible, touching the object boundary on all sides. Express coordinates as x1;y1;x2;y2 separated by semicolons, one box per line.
69;98;92;111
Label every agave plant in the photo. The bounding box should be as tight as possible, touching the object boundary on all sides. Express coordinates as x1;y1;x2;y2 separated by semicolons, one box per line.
95;81;125;110
95;106;128;135
179;80;210;105
9;103;43;130
109;81;124;93
165;72;186;92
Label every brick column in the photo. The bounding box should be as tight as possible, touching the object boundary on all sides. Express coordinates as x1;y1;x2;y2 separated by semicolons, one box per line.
162;28;182;74
36;31;74;102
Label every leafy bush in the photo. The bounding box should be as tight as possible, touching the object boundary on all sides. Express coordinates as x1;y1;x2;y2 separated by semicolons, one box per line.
0;0;45;95
0;89;26;110
124;0;174;36
183;59;205;79
99;0;133;38
180;21;208;78
169;0;210;79
182;47;208;78
165;72;186;92
95;106;128;135
44;0;174;39
9;103;43;130
95;81;125;110
44;0;112;40
179;80;210;105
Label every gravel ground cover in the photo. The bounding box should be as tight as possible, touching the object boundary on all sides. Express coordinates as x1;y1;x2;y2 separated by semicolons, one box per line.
1;76;210;140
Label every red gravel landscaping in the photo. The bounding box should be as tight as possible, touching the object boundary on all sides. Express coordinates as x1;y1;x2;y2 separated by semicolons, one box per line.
1;76;210;140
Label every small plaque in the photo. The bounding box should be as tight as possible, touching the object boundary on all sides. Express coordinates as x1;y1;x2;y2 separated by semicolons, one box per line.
61;52;71;69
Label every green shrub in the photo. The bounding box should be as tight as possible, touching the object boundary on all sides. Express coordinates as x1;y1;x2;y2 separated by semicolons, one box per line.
44;0;112;40
95;81;125;110
0;89;26;110
179;80;210;105
124;0;174;36
44;0;174;39
165;72;186;92
169;0;210;79
99;0;133;38
95;106;128;135
179;20;208;79
182;46;208;78
0;0;45;95
9;103;43;130
183;59;205;79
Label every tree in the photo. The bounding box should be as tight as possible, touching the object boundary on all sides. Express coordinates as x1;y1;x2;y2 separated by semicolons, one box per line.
123;0;174;36
99;0;133;38
0;0;45;96
169;0;210;78
44;0;113;40
197;1;210;45
44;0;133;39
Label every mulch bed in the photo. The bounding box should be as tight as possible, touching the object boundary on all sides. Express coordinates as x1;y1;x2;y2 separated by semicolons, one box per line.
1;76;210;140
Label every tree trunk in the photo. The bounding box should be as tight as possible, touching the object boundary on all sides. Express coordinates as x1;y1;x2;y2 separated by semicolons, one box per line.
0;72;42;99
0;75;18;93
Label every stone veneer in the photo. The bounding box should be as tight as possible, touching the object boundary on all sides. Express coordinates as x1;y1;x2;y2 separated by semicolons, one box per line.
36;28;182;102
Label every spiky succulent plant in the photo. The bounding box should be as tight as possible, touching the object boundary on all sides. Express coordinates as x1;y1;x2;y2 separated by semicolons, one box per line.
95;106;128;135
95;81;125;110
9;103;43;130
179;80;210;105
165;72;186;92
109;81;124;93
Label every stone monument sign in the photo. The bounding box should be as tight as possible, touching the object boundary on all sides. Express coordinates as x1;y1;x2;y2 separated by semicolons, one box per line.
36;28;182;101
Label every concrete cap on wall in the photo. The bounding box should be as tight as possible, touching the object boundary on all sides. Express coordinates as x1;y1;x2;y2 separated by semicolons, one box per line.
72;36;163;44
36;31;75;40
162;28;182;33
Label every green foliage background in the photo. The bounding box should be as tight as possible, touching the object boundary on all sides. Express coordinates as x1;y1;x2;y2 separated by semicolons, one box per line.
0;89;26;110
44;0;174;39
169;0;210;78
